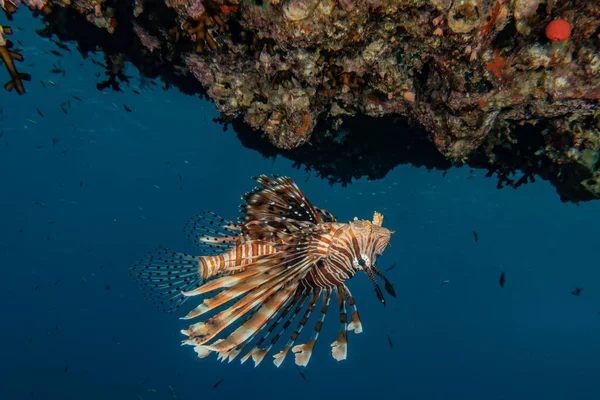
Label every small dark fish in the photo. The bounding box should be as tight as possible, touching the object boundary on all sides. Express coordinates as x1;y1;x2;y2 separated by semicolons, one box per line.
48;221;56;225
61;149;69;154
16;228;24;233
297;368;308;381
54;279;60;285
571;287;583;296
442;170;448;177
499;272;506;288
49;64;64;75
105;284;112;291
52;137;59;146
441;280;450;286
133;89;141;95
35;107;44;117
35;145;44;150
50;49;63;57
80;180;84;188
51;39;70;52
60;104;68;114
473;231;479;243
64;365;68;373
384;263;397;272
72;95;82;101
386;333;393;348
0;131;3;139
17;40;23;46
40;80;46;88
33;285;40;291
212;378;224;389
123;104;133;112
33;201;46;207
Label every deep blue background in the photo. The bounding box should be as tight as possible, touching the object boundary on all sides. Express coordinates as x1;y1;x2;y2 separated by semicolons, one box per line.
1;11;599;400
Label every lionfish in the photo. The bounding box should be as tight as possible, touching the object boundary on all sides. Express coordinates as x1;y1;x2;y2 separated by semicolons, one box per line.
130;175;396;367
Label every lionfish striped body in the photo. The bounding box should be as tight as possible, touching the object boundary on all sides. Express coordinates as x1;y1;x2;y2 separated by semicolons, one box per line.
130;175;395;367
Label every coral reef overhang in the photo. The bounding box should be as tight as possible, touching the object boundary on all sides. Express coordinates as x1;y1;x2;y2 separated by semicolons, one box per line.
2;0;600;202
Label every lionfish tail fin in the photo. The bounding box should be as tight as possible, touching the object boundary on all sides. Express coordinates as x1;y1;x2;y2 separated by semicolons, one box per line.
129;246;204;313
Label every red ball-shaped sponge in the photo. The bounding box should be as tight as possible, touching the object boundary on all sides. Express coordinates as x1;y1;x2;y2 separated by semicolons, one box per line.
546;19;572;42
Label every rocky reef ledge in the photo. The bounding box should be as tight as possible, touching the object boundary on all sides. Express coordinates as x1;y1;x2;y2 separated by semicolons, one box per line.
1;0;599;201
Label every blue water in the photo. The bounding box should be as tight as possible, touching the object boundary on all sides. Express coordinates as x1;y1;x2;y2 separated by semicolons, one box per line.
1;11;599;400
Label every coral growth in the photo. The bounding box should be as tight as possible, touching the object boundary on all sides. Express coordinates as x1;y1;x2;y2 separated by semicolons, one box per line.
3;0;600;201
0;25;30;94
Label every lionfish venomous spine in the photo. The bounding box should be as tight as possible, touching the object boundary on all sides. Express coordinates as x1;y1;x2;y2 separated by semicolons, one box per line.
130;175;395;367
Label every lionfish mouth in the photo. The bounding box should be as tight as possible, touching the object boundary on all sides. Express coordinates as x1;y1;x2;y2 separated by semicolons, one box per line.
364;265;396;306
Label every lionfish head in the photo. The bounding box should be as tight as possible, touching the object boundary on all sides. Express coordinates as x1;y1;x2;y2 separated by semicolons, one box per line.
346;212;396;306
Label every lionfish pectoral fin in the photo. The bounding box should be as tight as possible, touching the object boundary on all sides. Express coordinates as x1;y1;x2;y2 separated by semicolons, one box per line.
226;348;242;363
181;267;276;319
273;348;290;368
347;320;362;334
272;289;322;368
292;340;316;367
205;285;298;353
129;246;204;313
345;287;363;334
331;332;348;361
331;286;348;361
293;288;332;367
193;345;211;359
249;348;268;367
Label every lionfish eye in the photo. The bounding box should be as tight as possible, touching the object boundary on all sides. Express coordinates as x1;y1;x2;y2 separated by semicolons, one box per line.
358;258;366;266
